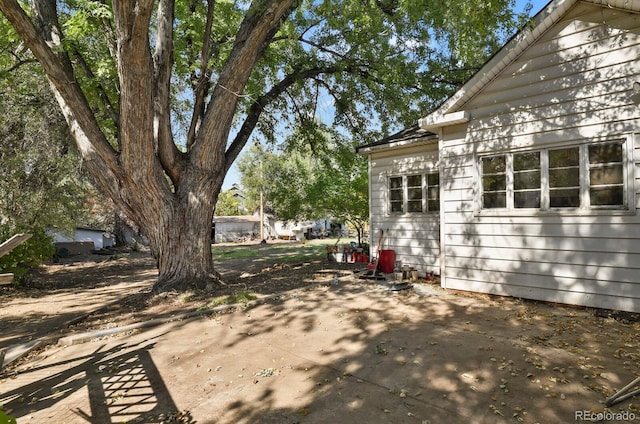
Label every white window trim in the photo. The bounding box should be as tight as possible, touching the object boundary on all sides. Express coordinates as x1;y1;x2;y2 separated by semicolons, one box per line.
476;136;635;217
387;172;440;215
388;175;404;214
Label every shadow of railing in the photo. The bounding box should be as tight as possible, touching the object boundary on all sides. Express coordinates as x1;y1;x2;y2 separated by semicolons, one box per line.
0;338;192;423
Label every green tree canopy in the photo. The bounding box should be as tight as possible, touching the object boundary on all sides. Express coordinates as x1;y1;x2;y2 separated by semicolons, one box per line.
0;62;92;279
238;126;369;244
214;189;243;216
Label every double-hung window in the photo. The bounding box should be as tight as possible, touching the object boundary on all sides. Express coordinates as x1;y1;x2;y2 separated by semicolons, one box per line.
480;140;627;211
407;175;423;212
549;147;580;207
481;156;507;208
514;152;541;208
588;143;624;206
388;172;440;214
389;177;404;213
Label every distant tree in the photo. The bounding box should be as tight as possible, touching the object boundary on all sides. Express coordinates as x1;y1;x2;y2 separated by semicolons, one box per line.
215;190;242;216
238;128;369;244
0;63;90;280
237;143;280;215
314;141;369;245
262;148;320;221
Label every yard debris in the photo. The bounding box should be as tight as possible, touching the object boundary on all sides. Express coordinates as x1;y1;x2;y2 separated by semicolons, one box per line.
412;283;440;297
254;367;278;378
0;234;32;259
375;344;388;356
387;282;412;292
261;263;291;273
160;409;194;424
605;376;640;407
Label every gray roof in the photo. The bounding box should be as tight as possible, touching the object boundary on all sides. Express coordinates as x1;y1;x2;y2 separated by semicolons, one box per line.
355;124;437;154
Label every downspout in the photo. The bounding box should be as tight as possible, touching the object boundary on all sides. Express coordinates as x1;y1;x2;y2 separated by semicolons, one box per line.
367;153;374;251
437;135;446;289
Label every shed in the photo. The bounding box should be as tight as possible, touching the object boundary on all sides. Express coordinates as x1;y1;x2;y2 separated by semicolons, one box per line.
213;215;262;243
49;227;115;253
358;0;640;312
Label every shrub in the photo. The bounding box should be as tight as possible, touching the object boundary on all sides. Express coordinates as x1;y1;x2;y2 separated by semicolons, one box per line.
0;226;55;283
0;404;16;424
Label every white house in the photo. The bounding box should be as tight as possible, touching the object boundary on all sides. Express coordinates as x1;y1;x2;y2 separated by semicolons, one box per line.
49;226;115;251
356;125;441;274
358;0;640;312
213;215;264;243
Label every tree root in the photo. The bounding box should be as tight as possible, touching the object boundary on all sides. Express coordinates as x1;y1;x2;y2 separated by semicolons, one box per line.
152;270;226;294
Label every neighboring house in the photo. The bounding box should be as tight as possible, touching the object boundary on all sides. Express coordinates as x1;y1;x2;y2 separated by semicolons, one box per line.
358;0;640;312
49;226;115;253
275;219;347;240
273;220;318;240
213;215;265;243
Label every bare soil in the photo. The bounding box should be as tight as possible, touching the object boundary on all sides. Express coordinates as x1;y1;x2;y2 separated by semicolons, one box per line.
0;240;364;347
3;240;640;423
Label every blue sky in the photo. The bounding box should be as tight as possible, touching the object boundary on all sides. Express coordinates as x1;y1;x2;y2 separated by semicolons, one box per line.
222;0;551;190
517;0;549;16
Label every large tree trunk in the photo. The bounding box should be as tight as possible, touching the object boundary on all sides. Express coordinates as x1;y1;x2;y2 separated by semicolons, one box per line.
151;201;216;293
130;168;223;294
0;0;295;293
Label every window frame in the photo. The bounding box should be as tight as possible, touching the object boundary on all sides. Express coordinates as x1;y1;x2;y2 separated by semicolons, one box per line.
476;137;633;215
388;171;440;215
389;176;404;214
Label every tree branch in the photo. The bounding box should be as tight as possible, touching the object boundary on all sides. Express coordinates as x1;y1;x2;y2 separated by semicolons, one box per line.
112;0;157;168
310;74;364;135
194;0;296;169
153;0;185;185
71;49;119;126
101;15;118;62
298;37;350;61
186;0;216;151
2;56;38;72
374;0;399;16
225;65;342;173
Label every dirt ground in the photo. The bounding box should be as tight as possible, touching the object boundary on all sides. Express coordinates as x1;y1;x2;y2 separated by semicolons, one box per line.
0;240;361;349
2;240;640;423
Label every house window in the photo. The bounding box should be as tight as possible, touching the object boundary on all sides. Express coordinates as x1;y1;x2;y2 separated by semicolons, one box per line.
388;172;439;214
513;151;541;208
407;175;423;212
481;155;506;208
589;143;623;206
427;173;440;211
549;147;580;207
389;177;403;213
479;140;626;211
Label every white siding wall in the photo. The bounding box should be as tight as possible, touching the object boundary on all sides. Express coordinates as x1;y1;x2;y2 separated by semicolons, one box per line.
440;3;640;312
368;142;440;274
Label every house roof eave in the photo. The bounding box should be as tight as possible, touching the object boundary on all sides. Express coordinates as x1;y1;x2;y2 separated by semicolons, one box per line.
419;111;470;131
355;124;438;155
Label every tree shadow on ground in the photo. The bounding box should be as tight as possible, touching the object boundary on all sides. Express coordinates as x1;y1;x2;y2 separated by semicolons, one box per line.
2;259;640;423
0;335;193;423
197;282;640;423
